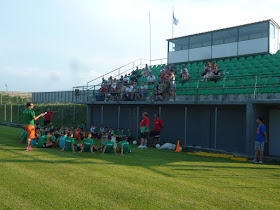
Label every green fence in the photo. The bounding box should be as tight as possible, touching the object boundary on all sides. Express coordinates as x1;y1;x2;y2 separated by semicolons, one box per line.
0;104;87;128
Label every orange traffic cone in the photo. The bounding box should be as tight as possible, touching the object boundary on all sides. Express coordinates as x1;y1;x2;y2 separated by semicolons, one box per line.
175;140;181;152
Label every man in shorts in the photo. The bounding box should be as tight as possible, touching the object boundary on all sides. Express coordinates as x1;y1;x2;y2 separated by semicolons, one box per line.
250;117;268;164
23;102;46;151
149;114;163;147
138;112;150;149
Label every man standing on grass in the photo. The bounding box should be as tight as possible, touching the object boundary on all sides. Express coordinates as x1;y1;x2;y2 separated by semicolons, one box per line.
23;102;46;151
44;108;58;126
138;112;150;149
250;117;268;164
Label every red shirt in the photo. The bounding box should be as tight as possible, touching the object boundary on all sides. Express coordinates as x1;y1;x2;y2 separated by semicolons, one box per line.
139;117;149;131
44;111;53;121
153;118;163;131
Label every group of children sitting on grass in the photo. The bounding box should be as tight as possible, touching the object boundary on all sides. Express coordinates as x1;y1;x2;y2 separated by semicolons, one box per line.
20;122;131;156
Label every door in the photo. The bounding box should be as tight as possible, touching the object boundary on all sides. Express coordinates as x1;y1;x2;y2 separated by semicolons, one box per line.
269;110;280;156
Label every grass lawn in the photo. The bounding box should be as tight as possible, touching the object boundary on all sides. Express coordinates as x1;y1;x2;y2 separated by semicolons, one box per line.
0;125;279;209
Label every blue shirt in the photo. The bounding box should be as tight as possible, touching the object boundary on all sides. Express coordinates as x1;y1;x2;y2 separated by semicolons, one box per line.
59;136;66;149
256;124;266;142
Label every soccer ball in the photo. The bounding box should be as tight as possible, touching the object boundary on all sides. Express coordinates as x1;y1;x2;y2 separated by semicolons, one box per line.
133;140;137;145
155;144;160;149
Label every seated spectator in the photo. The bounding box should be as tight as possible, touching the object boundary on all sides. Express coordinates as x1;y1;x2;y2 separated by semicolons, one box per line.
130;74;138;83
101;135;117;155
201;62;210;76
119;136;131;156
122;85;131;101
161;81;170;100
141;68;148;78
154;83;163;101
181;67;190;86
212;62;217;70
137;82;148;100
130;83;137;101
159;66;165;76
115;128;122;142
147;73;156;85
125;128;132;143
145;64;151;74
210;66;221;83
110;85;119;101
123;74;130;84
120;84;126;100
107;76;113;84
204;68;213;82
170;64;177;74
119;75;124;84
101;77;107;85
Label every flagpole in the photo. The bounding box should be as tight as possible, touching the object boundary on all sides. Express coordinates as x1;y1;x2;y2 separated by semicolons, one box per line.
149;13;151;66
172;6;174;38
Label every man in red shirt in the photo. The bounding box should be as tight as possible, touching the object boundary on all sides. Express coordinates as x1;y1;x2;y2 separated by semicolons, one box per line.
149;114;163;147
44;108;58;126
138;112;149;149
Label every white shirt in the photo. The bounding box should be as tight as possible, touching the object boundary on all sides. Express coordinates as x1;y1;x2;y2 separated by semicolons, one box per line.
111;82;117;89
90;127;95;133
181;68;189;74
125;87;130;92
123;77;129;83
129;86;134;92
141;85;147;91
147;75;156;82
100;128;105;132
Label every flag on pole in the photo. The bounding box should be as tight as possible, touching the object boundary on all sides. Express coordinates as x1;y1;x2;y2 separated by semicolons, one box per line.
173;13;179;25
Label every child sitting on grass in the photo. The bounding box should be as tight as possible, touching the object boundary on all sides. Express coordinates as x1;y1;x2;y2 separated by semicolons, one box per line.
19;128;27;144
125;128;133;143
58;131;67;149
61;132;76;153
47;129;56;146
115;128;122;142
119;136;131;156
101;135;117;155
37;131;53;148
79;133;96;154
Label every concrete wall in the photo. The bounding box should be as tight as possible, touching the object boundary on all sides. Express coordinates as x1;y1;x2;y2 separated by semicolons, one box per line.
87;104;248;154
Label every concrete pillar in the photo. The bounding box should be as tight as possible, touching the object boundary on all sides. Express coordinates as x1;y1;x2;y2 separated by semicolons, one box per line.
245;102;253;154
101;105;104;124
86;105;92;130
184;106;187;147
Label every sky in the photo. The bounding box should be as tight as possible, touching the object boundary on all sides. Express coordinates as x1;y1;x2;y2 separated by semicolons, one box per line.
0;0;280;92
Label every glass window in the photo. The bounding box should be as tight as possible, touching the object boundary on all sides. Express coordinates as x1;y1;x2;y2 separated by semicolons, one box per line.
169;37;189;52
239;22;268;41
190;33;211;49
270;24;275;39
213;28;238;45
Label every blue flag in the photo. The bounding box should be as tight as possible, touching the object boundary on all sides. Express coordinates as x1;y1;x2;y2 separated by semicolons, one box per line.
173;13;179;25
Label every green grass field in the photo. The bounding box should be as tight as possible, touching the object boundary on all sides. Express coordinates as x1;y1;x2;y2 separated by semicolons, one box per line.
0;125;279;209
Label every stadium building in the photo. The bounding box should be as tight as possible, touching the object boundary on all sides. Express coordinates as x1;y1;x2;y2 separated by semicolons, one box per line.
33;19;280;157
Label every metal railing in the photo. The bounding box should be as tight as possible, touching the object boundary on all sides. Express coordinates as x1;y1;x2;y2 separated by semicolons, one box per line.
86;58;167;88
72;72;280;104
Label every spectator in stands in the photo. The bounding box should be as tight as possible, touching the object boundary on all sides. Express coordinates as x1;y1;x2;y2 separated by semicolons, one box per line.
120;84;126;100
170;64;177;74
141;68;148;78
201;62;210;77
137;82;148;100
130;74;138;83
101;77;107;85
160;67;167;81
211;62;218;70
168;70;176;101
96;85;106;101
119;75;124;84
123;74;129;84
149;114;163;147
145;64;151;73
147;73;156;85
108;76;113;84
161;81;170;100
210;66;221;83
181;66;190;86
129;83;137;101
159;66;165;76
132;67;142;79
154;83;163;101
138;112;149;149
204;68;213;82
